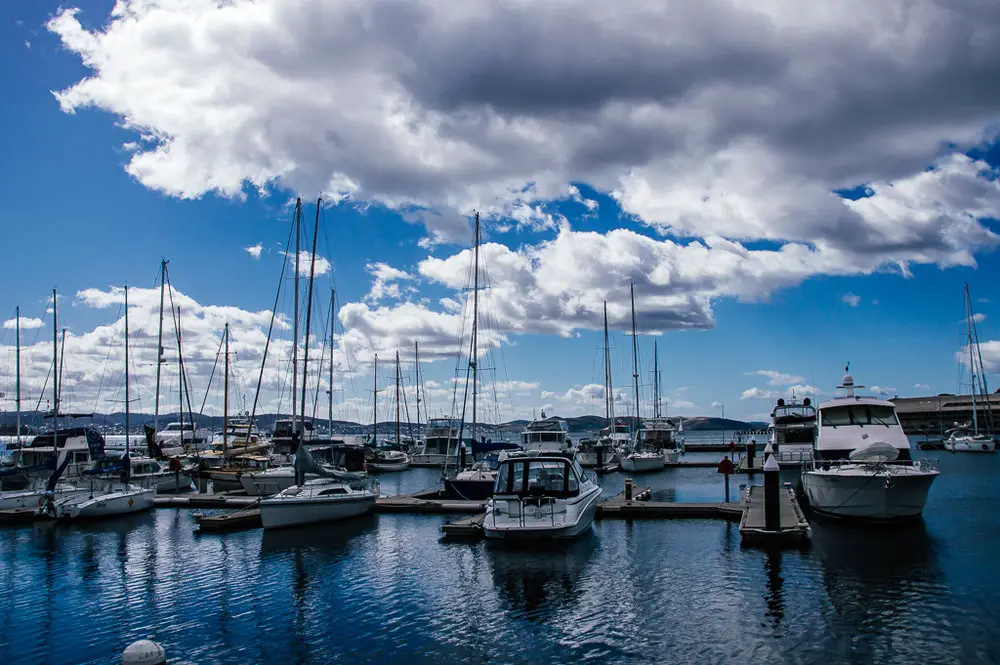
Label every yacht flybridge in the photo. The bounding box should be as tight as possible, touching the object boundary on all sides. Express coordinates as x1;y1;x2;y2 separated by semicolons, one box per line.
768;397;816;464
520;415;574;455
801;366;939;521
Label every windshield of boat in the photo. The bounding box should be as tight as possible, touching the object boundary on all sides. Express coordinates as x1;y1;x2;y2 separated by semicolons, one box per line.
521;432;566;444
494;459;580;497
163;423;194;432
821;404;899;428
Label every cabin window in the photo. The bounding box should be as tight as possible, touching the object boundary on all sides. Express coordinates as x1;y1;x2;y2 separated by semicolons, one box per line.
821;405;898;427
318;487;348;496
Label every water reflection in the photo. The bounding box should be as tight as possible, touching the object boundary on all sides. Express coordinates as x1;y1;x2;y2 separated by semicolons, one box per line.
486;535;598;622
764;548;784;628
259;514;378;557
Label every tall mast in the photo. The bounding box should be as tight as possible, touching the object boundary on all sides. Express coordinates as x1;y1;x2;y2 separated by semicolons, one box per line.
967;284;978;435
177;306;185;442
15;306;20;446
414;341;422;429
603;301;612;424
51;288;58;420
328;288;335;438
292;197;301;428
373;353;378;441
653;339;661;419
153;259;167;433
300;197;322;437
124;285;131;467
395;351;402;447
630;283;641;435
471;212;480;444
58;329;66;402
968;284;994;434
223;323;230;456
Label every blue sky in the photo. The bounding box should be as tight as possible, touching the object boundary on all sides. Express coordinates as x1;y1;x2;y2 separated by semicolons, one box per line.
1;1;999;423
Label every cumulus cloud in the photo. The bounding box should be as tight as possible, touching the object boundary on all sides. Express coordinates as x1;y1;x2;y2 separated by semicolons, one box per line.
870;385;898;396
747;370;805;386
913;383;931;391
842;293;861;307
47;0;1000;266
283;250;331;277
364;262;415;304
245;243;263;259
741;384;822;401
710;401;724;408
3;317;44;330
741;387;779;401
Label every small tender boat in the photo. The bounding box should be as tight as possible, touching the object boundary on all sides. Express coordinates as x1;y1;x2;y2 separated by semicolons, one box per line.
484;453;601;540
55;477;155;520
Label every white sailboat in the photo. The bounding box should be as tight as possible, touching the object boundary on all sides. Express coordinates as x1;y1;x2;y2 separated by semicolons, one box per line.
259;197;379;529
484;453;601;540
620;284;665;473
366;352;412;473
944;284;996;453
800;365;939;521
55;285;155;520
578;302;621;469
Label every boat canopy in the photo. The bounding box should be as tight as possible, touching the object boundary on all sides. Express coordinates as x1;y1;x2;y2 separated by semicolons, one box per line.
493;457;585;498
471;440;521;456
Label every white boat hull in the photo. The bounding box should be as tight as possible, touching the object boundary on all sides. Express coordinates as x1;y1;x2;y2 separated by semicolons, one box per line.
58;487;155;520
410;453;449;467
260;493;377;529
150;474;194;493
577;450;618;468
240;470;296;496
802;466;938;520
368;459;410;473
944;437;995;453
484;488;600;540
0;485;89;511
620;453;664;473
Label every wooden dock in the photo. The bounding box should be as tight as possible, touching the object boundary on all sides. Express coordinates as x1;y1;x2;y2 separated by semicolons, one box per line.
154;492;258;509
596;487;742;520
376;490;486;514
195;506;262;532
440;513;486;539
738;485;811;546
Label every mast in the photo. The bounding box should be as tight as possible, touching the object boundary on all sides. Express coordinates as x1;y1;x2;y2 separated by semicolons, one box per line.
968;284;994;434
630;283;641;438
15;306;20;446
471;212;480;444
153;259;167;433
373;353;378;441
299;197;322;437
965;285;978;435
414;341;423;430
653;339;661;419
328;288;335;438
223;323;230;456
395;351;402;447
292;197;301;430
51;289;58;440
124;285;131;470
603;301;612;425
177;306;185;442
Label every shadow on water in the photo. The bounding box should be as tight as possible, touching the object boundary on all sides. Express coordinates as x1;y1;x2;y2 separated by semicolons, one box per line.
485;533;599;622
259;514;379;557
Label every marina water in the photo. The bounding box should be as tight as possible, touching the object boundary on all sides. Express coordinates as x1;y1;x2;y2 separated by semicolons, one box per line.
1;448;998;664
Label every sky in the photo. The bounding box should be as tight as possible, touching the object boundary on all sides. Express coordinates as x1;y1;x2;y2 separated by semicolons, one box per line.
1;0;1000;425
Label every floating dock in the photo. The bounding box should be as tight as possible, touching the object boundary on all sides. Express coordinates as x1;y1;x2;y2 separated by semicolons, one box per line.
596;487;742;520
0;507;51;525
195;506;262;532
738;485;811;547
155;492;258;508
375;489;486;514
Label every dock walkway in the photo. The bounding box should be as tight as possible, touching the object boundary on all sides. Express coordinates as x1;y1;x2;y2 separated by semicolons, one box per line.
738;485;811;546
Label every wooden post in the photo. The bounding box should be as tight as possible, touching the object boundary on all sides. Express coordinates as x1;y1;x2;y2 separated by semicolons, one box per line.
625;478;633;502
764;454;780;531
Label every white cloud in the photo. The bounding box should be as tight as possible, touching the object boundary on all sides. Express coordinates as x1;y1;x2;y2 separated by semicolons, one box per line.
870;385;898;396
3;317;44;330
741;387;779;401
842;293;861;307
710;401;724;408
913;383;931;391
47;0;1000;268
974;312;987;324
741;384;822;401
747;370;804;386
283;250;331;277
959;340;1000;374
364;262;415;304
670;399;696;410
244;243;263;259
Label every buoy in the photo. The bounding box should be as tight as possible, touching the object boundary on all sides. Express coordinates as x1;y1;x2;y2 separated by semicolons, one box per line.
121;639;167;665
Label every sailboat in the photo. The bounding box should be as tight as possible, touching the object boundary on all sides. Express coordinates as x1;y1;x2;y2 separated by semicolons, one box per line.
578;302;622;469
260;197;379;529
634;339;680;463
945;284;996;453
55;285;155;519
366;352;411;472
620;284;665;472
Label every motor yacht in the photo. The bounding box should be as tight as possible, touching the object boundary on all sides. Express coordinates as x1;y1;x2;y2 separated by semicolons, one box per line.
411;418;461;467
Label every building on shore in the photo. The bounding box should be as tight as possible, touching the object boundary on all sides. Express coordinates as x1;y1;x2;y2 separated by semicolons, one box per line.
891;393;1000;435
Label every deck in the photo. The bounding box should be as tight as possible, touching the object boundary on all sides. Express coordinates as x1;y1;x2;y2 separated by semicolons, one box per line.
738;485;811;546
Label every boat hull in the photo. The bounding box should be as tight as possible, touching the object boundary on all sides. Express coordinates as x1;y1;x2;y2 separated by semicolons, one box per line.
484;489;600;541
0;486;89;511
259;494;377;529
802;467;938;520
58;488;155;520
410;453;449;467
577;449;618;468
150;474;194;493
620;454;664;473
944;437;995;453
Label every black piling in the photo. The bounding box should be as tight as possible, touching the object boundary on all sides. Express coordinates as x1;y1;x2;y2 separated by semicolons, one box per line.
764;454;780;532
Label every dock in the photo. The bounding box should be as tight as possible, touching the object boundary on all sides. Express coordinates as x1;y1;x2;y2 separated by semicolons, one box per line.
0;507;51;525
376;489;486;514
154;492;258;508
195;506;262;532
440;513;486;538
738;484;811;546
596;487;742;520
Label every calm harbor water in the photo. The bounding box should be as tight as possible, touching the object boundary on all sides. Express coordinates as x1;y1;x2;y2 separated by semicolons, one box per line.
2;450;999;664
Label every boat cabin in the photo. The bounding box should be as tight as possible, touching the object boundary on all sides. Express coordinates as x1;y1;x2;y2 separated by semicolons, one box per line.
15;427;105;478
520;417;572;452
421;418;460;455
770;398;817;447
493;456;587;499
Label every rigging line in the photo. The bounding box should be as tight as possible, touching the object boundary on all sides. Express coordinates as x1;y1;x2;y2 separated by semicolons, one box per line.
194;332;226;433
248;204;297;428
91;300;125;414
311;298;331;421
165;274;197;429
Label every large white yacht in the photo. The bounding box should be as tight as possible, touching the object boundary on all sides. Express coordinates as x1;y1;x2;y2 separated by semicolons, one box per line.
801;367;939;521
519;414;575;455
769;397;817;464
411;418;461;467
483;453;601;540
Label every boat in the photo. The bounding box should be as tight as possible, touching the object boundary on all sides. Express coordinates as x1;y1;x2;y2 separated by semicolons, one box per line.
944;285;996;452
800;365;939;521
90;454;193;493
635;418;680;464
520;415;575;455
578;302;622;469
151;422;206;457
443;439;521;500
240;444;366;496
768;396;817;464
364;351;412;473
620;284;665;473
483;452;601;540
269;418;315;457
412;418;462;467
53;285;155;519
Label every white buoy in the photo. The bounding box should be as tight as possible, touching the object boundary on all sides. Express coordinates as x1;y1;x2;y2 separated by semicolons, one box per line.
122;639;167;665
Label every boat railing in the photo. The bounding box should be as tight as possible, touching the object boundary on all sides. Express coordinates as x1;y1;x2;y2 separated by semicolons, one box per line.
773;449;814;464
803;457;940;473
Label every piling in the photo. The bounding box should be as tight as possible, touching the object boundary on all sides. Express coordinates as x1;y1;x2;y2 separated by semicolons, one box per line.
746;438;756;467
763;454;781;532
624;478;634;502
